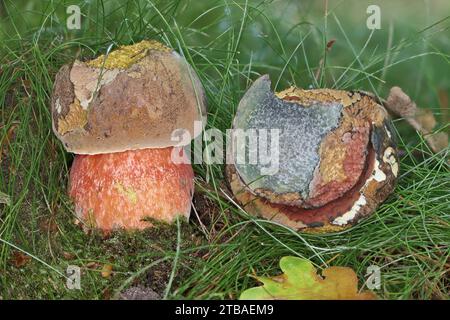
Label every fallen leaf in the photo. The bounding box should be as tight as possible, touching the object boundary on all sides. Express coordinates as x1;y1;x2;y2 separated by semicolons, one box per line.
102;287;112;300
240;256;376;300
62;251;75;260
415;108;436;132
39;218;58;233
385;87;448;154
10;251;31;268
85;261;101;269
101;264;113;278
385;86;417;117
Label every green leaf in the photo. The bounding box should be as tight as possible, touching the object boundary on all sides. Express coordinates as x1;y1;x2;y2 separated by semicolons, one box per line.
240;256;377;300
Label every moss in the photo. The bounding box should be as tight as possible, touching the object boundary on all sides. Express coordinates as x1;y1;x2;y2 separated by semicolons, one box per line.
87;40;171;69
1;203;205;299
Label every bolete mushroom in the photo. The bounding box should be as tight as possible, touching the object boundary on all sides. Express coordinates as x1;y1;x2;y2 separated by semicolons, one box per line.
51;40;207;231
226;75;398;233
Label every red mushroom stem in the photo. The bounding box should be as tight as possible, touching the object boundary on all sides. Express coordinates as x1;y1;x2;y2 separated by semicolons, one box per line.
69;147;193;231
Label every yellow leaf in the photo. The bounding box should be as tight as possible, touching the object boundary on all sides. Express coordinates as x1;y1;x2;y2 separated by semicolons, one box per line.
240;256;377;300
101;264;113;278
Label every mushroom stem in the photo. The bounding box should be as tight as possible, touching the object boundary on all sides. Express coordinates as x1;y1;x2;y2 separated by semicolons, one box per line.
69;147;194;231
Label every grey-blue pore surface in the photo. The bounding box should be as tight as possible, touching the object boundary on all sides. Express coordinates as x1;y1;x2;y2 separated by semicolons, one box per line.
232;75;343;199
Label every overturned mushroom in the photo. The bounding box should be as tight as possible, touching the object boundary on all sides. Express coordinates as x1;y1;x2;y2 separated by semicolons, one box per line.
226;75;397;233
51;40;207;231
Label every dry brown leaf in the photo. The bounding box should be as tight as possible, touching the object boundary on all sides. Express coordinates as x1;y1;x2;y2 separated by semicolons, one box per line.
102;287;113;300
415;108;437;132
39;218;58;233
385;86;449;154
62;251;76;260
10;251;31;268
85;261;101;269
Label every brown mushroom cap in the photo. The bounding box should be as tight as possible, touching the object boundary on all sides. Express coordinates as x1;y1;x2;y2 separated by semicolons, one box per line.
226;75;398;233
51;40;207;155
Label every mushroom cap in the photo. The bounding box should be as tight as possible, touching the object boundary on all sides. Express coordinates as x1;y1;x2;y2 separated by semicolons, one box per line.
69;147;194;231
227;75;398;232
51;40;207;155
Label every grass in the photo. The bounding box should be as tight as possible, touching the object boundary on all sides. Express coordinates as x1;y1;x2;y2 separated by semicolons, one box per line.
0;0;449;299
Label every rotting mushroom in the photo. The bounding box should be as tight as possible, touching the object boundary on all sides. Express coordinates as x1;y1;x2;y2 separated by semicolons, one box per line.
226;75;398;233
51;40;207;231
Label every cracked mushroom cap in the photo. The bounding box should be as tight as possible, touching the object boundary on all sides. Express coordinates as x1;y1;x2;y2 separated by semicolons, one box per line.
226;75;398;233
51;40;207;155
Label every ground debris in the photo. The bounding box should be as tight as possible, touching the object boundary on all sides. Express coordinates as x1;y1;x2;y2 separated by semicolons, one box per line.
10;251;31;268
119;286;160;300
385;86;448;154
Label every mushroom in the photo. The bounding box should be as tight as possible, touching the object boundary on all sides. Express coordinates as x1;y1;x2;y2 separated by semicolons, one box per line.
226;75;398;233
51;40;207;231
